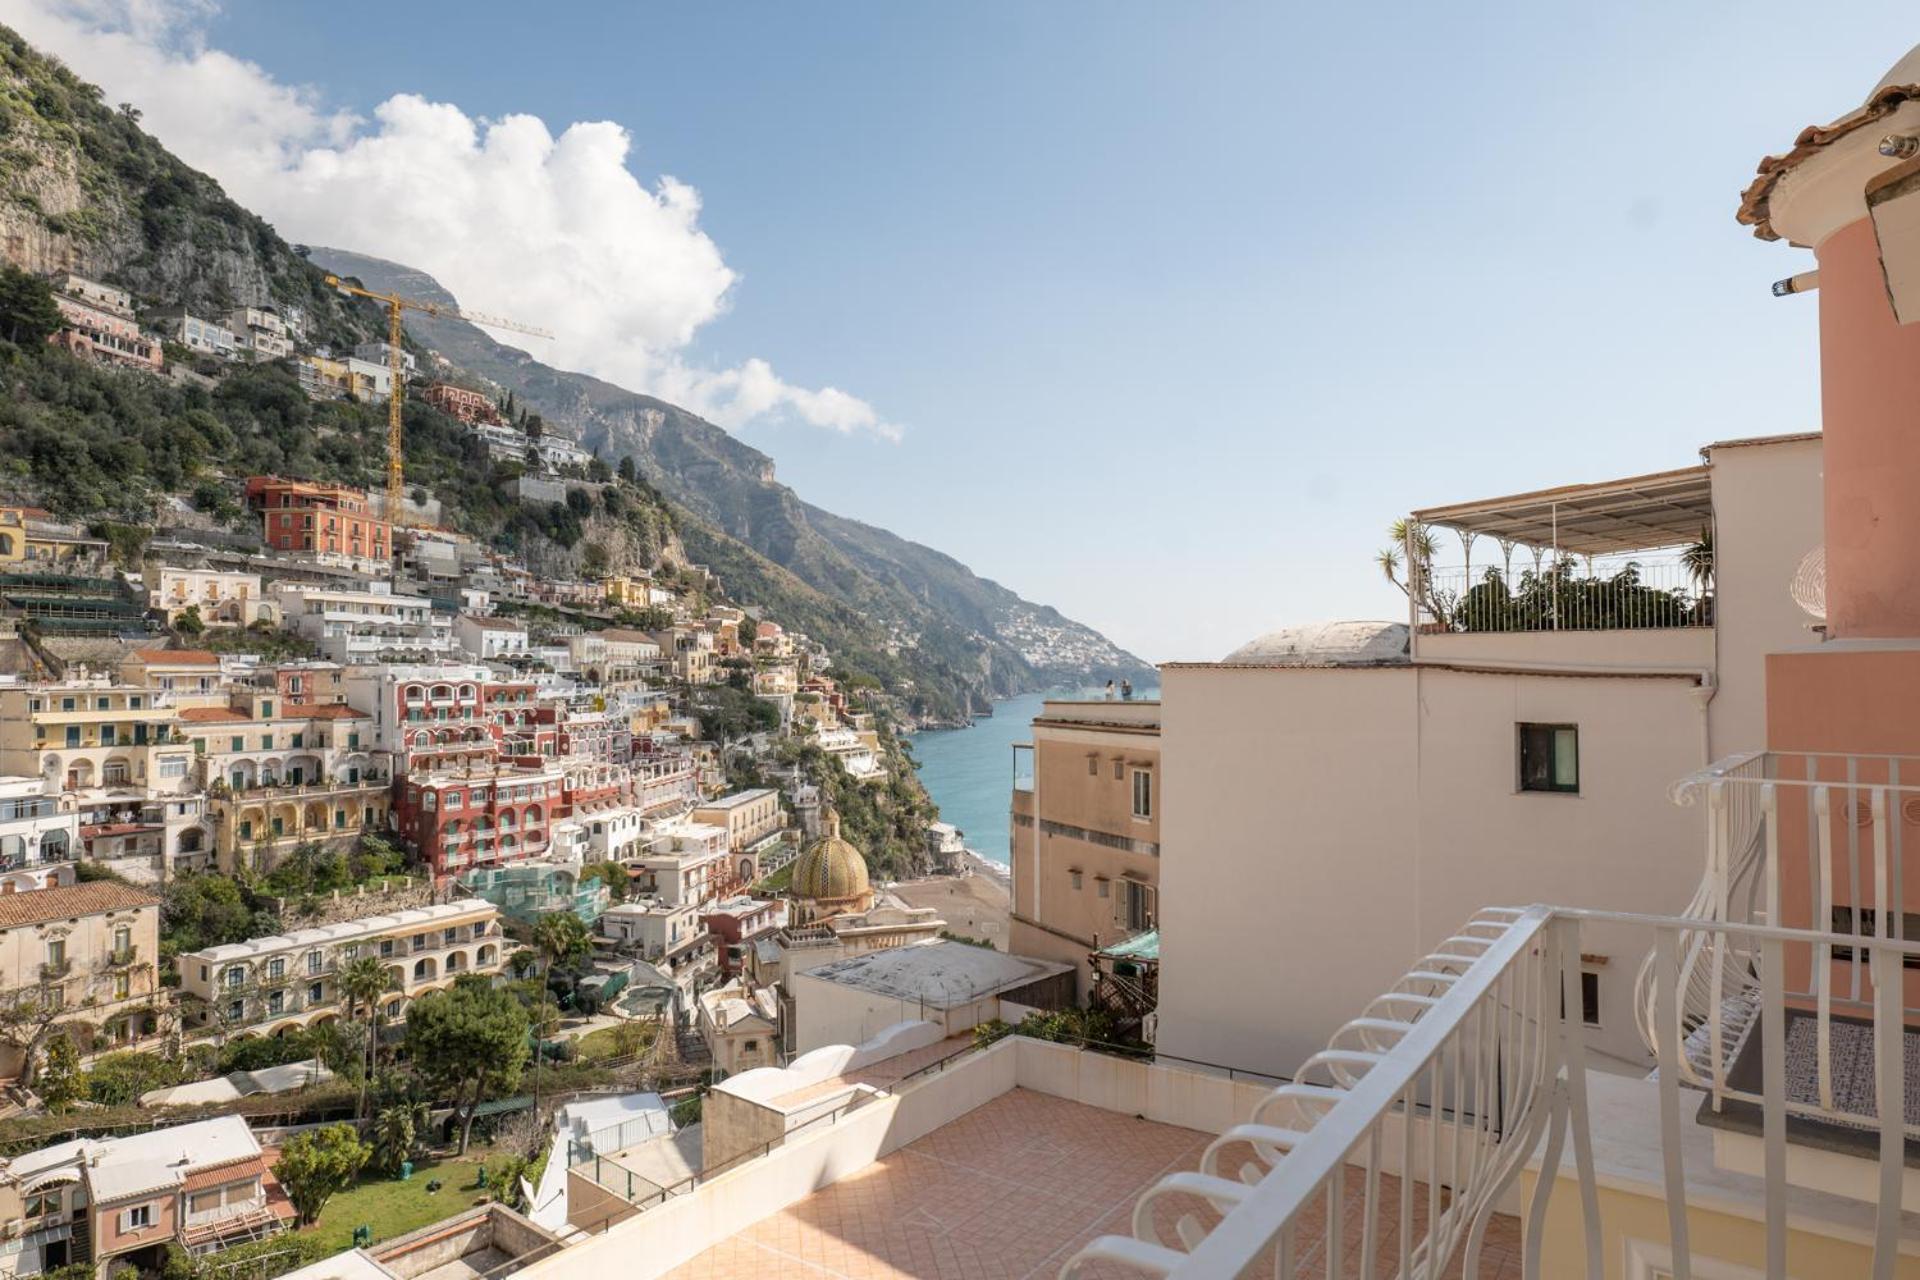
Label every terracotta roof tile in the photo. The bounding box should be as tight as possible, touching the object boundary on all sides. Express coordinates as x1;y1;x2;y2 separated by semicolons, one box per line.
0;881;159;928
183;1156;267;1192
1739;83;1920;241
130;649;220;665
179;706;249;723
305;705;367;719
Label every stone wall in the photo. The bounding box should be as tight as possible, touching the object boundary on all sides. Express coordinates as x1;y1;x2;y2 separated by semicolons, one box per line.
266;877;439;927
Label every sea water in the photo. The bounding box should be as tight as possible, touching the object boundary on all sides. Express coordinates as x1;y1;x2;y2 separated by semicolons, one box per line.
910;686;1156;868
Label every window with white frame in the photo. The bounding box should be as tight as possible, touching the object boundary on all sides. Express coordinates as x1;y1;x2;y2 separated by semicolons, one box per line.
1131;768;1153;820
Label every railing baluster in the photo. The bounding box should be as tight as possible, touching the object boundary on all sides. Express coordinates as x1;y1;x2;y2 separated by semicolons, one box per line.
1653;930;1692;1280
1762;782;1779;930
1846;759;1862;1005
1708;782;1728;1099
1400;1079;1414;1278
1870;944;1902;1280
1559;923;1602;1280
1360;1123;1381;1280
1812;784;1836;1110
1323;1170;1342;1280
1759;932;1787;1280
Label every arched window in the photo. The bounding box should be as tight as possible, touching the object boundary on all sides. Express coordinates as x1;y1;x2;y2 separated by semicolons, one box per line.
404;684;425;703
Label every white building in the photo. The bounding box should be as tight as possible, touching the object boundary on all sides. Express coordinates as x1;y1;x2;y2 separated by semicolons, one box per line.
148;567;267;627
344;357;394;403
351;340;417;376
152;308;240;359
455;614;531;661
788;939;1074;1053
225;306;291;360
272;583;455;664
1151;433;1825;1078
0;776;77;871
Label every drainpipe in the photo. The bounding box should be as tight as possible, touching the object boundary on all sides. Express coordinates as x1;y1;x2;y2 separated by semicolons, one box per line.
1688;675;1718;769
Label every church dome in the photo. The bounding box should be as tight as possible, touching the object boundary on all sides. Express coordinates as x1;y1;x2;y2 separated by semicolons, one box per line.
1222;620;1410;667
792;807;871;906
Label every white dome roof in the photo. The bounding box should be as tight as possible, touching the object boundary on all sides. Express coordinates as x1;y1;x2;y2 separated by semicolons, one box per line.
1222;620;1409;667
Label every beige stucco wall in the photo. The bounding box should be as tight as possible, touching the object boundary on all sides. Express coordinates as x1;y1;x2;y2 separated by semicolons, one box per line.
1702;436;1825;758
1154;662;1707;1078
1417;627;1715;673
1521;1165;1920;1279
1010;713;1158;995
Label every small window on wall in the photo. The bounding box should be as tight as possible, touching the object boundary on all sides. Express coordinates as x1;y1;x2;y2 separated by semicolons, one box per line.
1095;877;1110;899
1112;759;1124;781
1131;769;1153;820
1086;755;1098;777
1069;870;1083;891
1518;724;1579;793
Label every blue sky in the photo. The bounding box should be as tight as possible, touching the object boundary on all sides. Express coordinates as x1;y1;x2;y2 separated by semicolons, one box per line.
98;5;1920;659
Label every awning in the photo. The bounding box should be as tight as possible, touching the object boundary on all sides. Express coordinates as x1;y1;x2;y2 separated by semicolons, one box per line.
1096;929;1160;963
1412;465;1712;555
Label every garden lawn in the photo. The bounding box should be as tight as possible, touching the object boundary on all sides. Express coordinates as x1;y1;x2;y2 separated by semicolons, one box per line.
306;1156;490;1251
573;1023;656;1063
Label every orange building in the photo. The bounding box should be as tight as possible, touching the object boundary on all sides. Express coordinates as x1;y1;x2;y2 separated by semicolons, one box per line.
421;382;502;426
244;476;390;563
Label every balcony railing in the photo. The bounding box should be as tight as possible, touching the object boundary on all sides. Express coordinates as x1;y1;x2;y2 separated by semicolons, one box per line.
1416;553;1713;634
1062;903;1918;1280
38;959;71;981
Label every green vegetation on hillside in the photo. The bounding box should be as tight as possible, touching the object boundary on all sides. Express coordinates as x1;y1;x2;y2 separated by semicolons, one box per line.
0;26;375;344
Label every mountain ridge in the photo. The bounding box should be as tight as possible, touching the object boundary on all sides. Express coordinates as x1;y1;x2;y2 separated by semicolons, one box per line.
309;247;1154;720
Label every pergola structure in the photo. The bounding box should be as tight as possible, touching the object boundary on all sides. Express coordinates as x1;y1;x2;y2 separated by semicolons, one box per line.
1413;464;1713;556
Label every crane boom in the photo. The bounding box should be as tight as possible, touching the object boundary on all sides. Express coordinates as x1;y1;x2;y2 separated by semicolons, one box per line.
322;273;552;527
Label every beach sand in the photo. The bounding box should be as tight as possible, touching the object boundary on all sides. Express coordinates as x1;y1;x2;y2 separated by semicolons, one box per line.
889;855;1012;950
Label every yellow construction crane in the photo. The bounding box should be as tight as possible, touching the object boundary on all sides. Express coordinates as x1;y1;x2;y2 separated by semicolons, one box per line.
323;274;554;526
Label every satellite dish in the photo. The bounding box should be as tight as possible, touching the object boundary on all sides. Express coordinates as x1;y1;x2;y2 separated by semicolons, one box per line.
1790;545;1826;621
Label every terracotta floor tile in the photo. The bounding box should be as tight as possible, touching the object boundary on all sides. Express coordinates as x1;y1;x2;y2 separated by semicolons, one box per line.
658;1086;1524;1279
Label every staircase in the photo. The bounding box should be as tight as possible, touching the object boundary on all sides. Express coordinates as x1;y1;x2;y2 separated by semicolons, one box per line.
68;1213;91;1267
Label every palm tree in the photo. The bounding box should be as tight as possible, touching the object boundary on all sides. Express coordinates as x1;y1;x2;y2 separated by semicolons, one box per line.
371;1104;414;1176
529;914;588;1110
1682;526;1714;593
340;956;393;1118
1378;518;1446;625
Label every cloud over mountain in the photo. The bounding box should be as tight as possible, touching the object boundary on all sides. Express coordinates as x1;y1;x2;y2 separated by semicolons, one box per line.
5;0;900;440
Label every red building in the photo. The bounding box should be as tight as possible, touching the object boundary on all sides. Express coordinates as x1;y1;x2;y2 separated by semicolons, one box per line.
393;766;563;876
701;897;789;975
245;477;390;563
420;383;502;426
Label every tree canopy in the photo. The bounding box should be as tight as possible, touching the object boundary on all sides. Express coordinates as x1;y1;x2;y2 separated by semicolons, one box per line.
274;1123;369;1225
403;976;530;1153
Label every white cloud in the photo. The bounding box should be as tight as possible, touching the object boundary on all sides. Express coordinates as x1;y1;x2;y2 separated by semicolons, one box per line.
2;0;900;440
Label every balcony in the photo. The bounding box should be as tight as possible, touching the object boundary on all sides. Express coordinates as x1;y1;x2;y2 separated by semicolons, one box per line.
1062;902;1917;1279
1402;464;1718;671
104;944;138;968
38;958;71;981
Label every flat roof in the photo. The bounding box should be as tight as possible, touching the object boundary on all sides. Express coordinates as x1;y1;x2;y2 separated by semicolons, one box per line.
1412;464;1712;554
800;939;1067;1005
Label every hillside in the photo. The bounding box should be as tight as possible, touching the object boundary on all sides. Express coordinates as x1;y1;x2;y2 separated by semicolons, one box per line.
0;28;373;351
0;18;1147;723
312;248;1153;719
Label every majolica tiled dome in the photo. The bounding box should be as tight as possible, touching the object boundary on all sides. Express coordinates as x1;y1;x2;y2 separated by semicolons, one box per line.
791;807;872;911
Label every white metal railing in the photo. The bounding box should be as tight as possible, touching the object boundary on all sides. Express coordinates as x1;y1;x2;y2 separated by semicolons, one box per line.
1062;903;1920;1280
1416;553;1712;634
1644;750;1920;1090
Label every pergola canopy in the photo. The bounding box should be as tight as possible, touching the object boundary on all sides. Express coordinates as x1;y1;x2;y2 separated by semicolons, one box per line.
1411;465;1712;555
